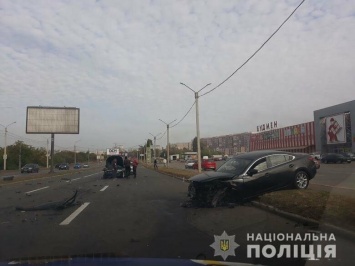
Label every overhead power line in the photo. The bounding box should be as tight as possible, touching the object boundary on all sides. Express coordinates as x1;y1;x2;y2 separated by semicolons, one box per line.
201;0;306;97
171;101;196;128
157;130;167;140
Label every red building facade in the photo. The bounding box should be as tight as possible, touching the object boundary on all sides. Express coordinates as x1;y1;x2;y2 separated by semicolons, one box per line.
250;121;315;153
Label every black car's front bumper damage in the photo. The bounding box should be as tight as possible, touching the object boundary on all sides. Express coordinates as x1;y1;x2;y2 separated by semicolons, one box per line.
185;181;241;208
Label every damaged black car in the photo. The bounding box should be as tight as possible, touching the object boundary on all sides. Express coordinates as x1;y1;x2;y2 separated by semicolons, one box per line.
187;150;317;207
102;155;125;178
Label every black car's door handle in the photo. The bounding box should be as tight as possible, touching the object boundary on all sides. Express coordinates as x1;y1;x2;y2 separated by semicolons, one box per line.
289;164;294;168
265;173;270;177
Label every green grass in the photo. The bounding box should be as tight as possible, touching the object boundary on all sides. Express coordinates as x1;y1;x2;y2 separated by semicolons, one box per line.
258;189;355;231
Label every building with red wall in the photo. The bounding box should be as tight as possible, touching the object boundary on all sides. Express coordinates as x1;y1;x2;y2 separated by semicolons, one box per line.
250;121;316;153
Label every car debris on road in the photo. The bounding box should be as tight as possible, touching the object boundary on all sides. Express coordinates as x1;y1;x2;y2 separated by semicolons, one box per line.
15;190;78;211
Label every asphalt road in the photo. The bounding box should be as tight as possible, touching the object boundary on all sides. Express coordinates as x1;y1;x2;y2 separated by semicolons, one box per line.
0;166;354;265
169;161;355;197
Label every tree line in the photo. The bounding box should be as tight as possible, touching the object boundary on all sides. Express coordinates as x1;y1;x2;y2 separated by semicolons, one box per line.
0;141;97;170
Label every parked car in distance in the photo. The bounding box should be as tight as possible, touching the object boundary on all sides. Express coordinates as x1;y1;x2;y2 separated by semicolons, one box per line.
74;163;82;169
340;152;355;161
187;150;317;207
83;164;89;168
192;159;217;171
321;153;351;164
185;160;196;169
58;163;70;170
21;164;39;173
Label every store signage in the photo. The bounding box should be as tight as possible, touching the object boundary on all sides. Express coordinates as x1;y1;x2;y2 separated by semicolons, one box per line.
257;121;278;132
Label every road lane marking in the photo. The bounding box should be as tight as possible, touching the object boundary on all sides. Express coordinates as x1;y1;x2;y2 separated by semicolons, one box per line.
59;202;90;226
65;172;100;182
311;183;355;190
100;185;109;192
82;172;100;178
25;186;49;194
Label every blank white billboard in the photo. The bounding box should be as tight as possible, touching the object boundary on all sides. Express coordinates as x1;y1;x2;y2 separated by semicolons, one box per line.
26;107;80;134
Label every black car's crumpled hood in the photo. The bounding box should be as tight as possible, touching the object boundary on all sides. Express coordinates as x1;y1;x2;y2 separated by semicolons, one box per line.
189;171;235;183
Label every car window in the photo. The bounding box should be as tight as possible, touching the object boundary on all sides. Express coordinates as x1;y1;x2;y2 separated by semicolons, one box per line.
268;155;287;167
217;157;252;175
250;158;268;172
268;154;294;167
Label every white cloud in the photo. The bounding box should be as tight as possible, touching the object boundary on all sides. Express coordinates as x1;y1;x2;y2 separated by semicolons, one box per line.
1;0;354;150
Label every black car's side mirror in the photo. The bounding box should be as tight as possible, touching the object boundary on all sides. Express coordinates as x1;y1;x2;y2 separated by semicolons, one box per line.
247;169;258;176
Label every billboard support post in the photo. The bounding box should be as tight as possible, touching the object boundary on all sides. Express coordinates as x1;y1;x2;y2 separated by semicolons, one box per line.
50;134;54;173
25;106;80;173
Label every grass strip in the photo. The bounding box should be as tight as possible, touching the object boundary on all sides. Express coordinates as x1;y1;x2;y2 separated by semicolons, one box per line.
143;164;355;231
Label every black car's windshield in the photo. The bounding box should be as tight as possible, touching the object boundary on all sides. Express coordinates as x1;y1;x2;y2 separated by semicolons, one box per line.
216;157;252;175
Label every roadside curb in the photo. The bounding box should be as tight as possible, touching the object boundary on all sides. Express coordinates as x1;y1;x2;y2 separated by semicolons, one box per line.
251;200;355;242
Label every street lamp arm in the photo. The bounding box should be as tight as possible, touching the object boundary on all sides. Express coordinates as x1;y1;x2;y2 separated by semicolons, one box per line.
159;119;167;125
0;121;16;129
180;82;195;93
198;83;212;93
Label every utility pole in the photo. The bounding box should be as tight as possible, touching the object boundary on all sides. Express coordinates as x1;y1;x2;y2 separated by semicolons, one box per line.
0;121;16;171
46;138;49;168
159;119;176;168
18;142;22;171
149;132;161;160
180;82;211;173
50;134;54;173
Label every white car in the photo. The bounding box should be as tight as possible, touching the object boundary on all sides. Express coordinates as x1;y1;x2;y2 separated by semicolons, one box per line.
185;160;196;169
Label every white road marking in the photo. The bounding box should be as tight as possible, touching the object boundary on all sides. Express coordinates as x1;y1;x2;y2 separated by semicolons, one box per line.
66;172;100;182
82;172;100;178
100;185;109;192
59;202;90;226
25;186;49;194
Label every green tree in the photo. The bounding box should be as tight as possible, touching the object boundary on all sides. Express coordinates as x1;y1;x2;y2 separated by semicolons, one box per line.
0;141;47;170
192;137;205;153
146;139;153;147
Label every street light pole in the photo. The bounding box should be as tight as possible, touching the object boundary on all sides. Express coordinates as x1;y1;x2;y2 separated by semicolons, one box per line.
46;138;49;168
180;82;211;173
159;119;176;168
0;121;16;170
149;132;161;160
18;142;22;171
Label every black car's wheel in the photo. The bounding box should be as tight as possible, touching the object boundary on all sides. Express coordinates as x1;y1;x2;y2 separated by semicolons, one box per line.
294;171;309;189
323;159;327;164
